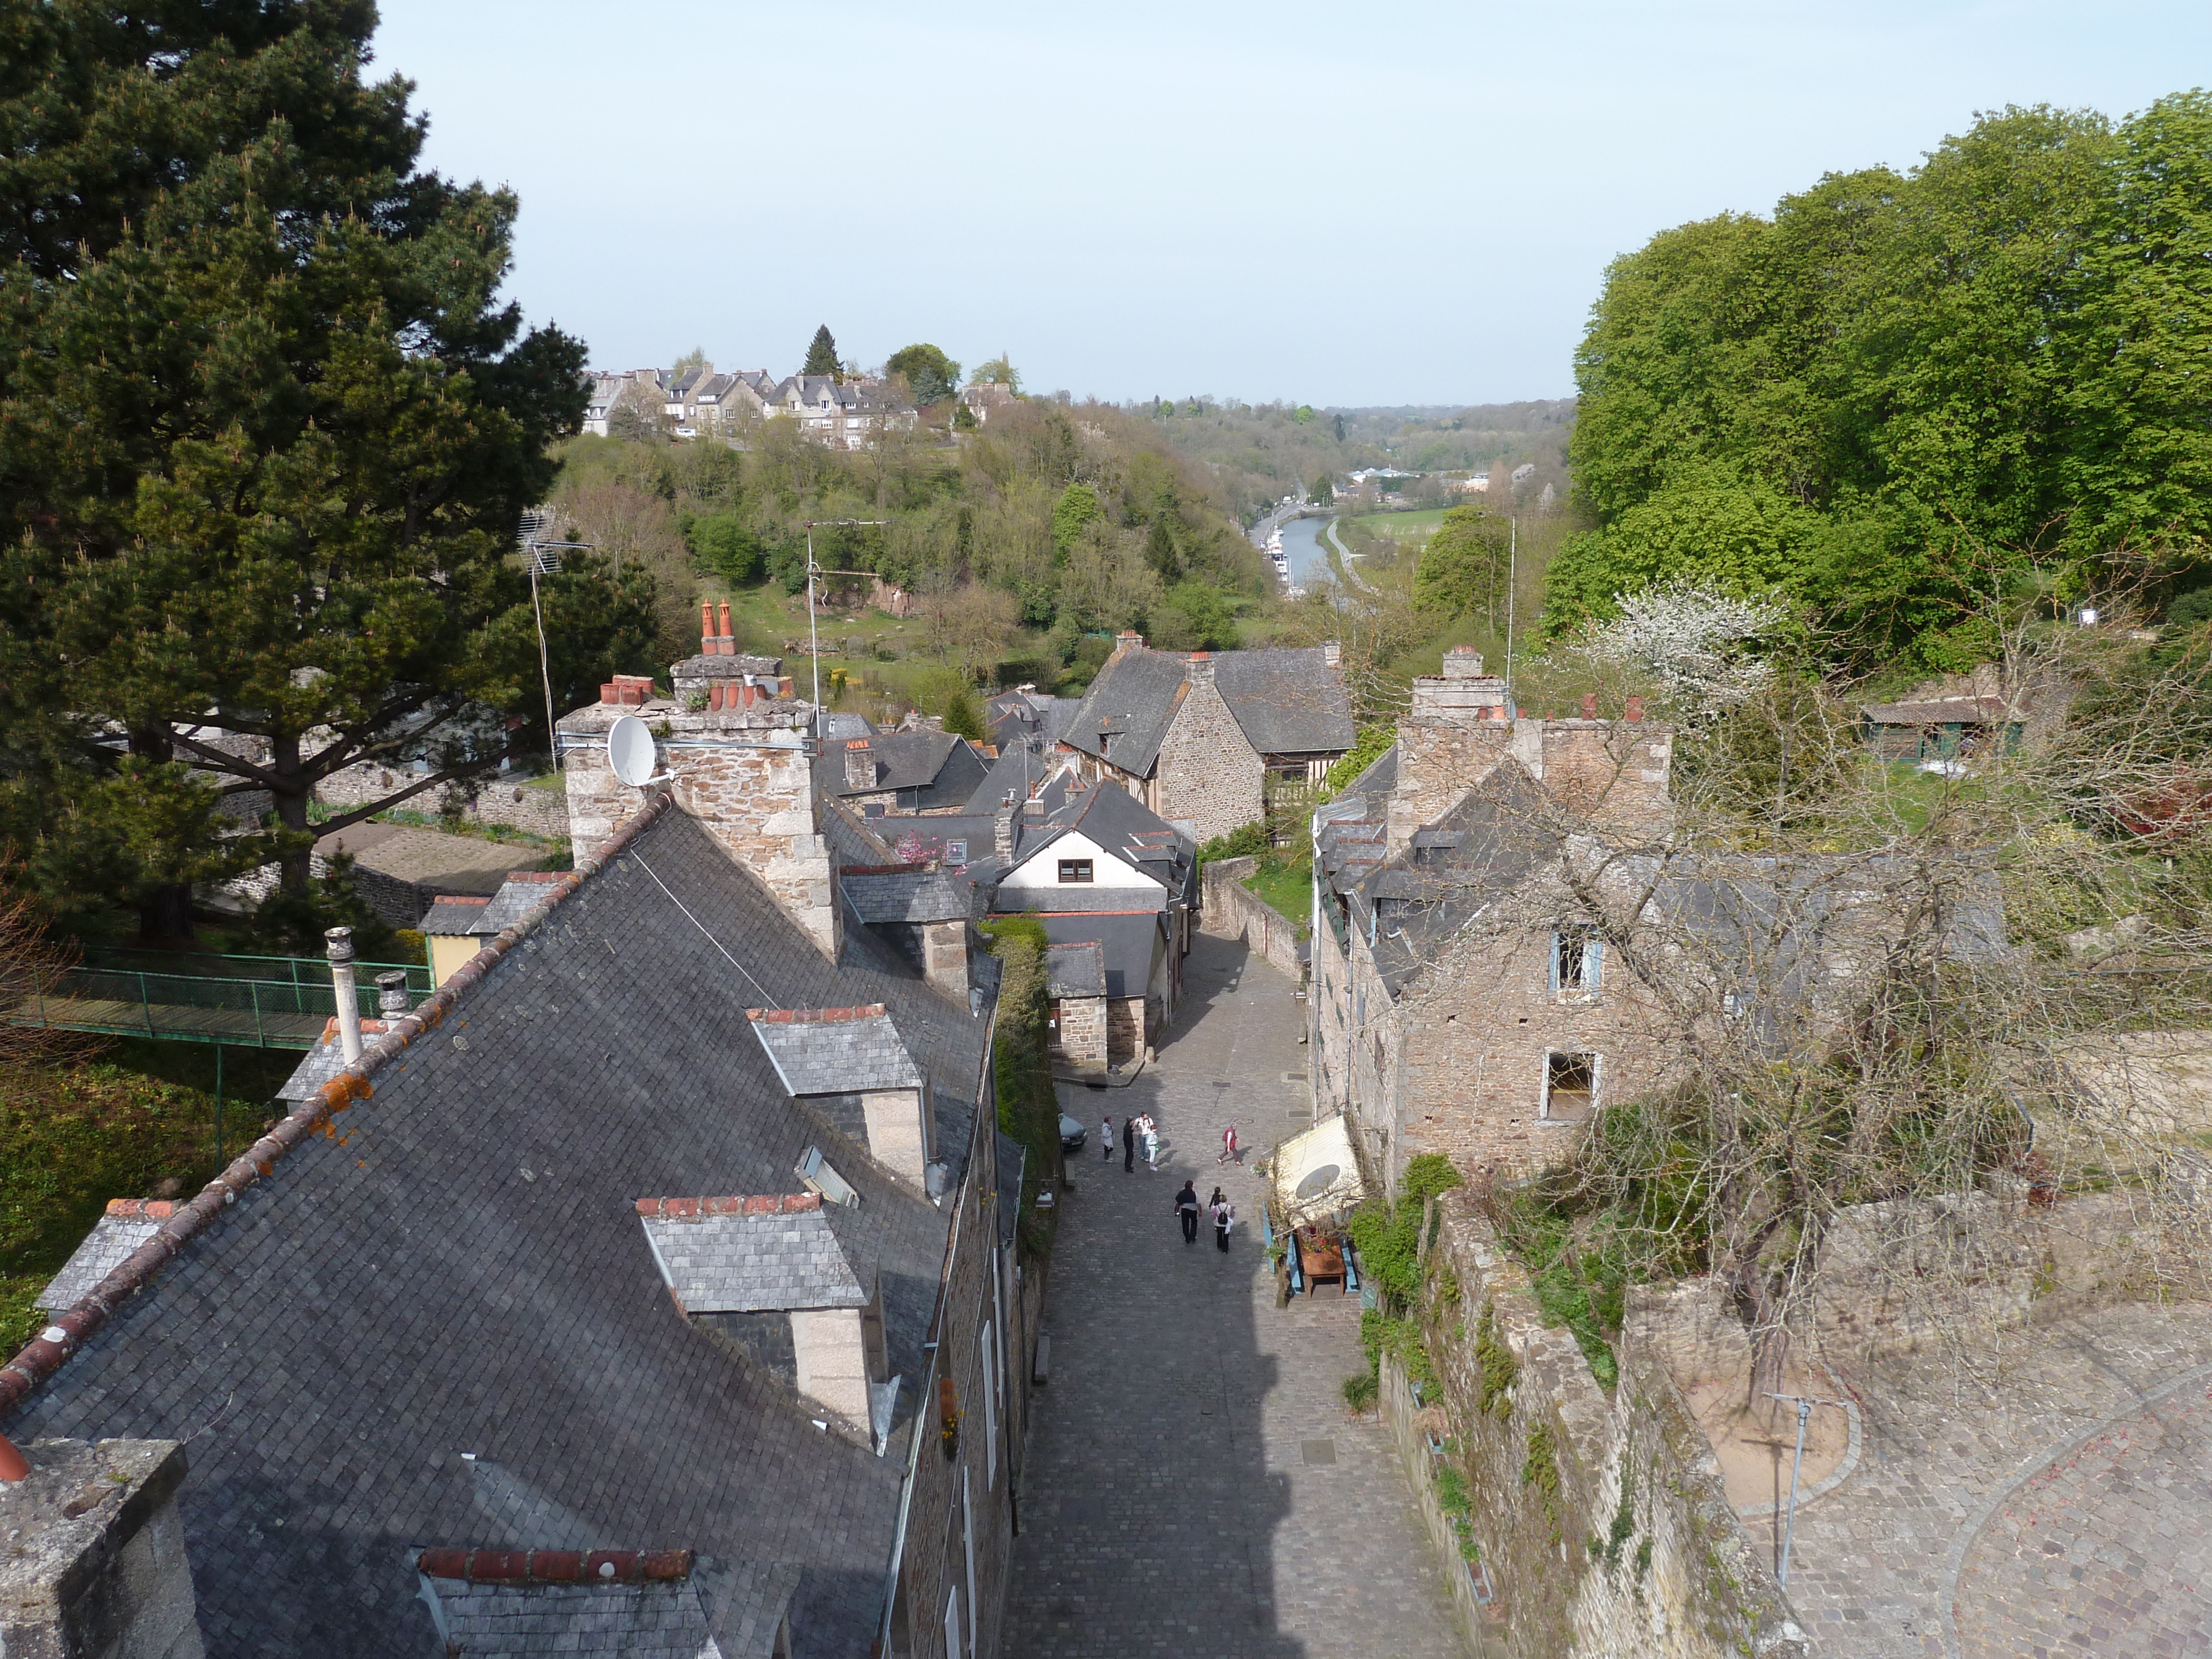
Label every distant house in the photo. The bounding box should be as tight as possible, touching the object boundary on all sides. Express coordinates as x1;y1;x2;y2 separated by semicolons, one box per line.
1059;633;1356;843
819;730;991;813
582;369;666;437
988;768;1197;1065
984;688;1083;753
771;374;917;450
960;383;1018;424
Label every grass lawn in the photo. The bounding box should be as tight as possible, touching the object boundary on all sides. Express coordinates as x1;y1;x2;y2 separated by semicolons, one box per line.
1242;851;1314;933
1344;508;1449;542
0;1039;298;1354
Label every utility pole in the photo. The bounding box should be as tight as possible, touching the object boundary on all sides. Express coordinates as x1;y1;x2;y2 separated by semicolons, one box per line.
1504;517;1517;686
802;520;888;750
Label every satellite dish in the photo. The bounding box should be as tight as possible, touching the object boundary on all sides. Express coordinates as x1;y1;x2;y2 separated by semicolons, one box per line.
607;714;661;787
1294;1164;1342;1202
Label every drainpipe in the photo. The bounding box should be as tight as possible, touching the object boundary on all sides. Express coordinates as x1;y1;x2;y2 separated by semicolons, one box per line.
327;927;363;1065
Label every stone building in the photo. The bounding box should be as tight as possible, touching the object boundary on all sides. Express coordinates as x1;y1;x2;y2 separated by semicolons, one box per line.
987;763;1197;1066
1060;633;1356;844
1311;648;2005;1194
4;671;1036;1655
1311;649;1682;1188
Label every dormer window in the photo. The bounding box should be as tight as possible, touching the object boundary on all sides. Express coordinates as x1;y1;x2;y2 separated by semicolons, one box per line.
1058;859;1093;883
1552;926;1602;996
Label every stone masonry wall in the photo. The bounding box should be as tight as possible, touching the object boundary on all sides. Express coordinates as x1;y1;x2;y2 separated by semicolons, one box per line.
0;1438;206;1659
1392;1192;1805;1659
316;762;571;842
1052;994;1107;1073
1154;669;1265;844
1197;856;1304;981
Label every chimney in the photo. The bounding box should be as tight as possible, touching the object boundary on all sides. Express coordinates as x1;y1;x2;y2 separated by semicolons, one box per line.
700;601;716;658
994;793;1016;860
1183;651;1215;689
923;921;969;1000
1389;654;1516;857
326;927;363;1065
376;971;410;1019
1442;645;1484;679
844;738;875;791
1581;692;1599;721
1112;630;1145;659
1626;696;1645;723
1322;639;1343;670
717;601;735;656
0;1439;206;1659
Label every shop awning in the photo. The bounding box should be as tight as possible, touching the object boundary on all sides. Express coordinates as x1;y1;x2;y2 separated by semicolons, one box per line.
1271;1113;1366;1228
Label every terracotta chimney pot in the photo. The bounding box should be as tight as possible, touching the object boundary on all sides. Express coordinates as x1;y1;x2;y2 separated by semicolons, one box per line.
1626;696;1644;722
600;682;618;705
700;601;715;655
1581;692;1599;721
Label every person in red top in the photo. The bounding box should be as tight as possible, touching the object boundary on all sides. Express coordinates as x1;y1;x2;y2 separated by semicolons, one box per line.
1219;1123;1239;1165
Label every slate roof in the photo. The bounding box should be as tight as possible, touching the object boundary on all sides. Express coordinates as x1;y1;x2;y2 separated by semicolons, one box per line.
870;813;997;868
1034;911;1164;999
421;1577;733;1658
817;731;989;809
1860;695;2012;726
748;1005;925;1095
842;869;972;924
963;733;1053;813
420;894;496;936
994;1131;1025;1251
637;1197;870;1313
1063;645;1353;777
273;1019;394;1103
37;1206;166;1313
1045;941;1106;998
818;711;877;740
478;870;570;934
1;805;994;1658
1008;772;1195;905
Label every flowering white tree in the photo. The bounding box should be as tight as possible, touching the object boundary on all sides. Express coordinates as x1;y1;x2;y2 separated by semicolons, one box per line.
1582;580;1787;713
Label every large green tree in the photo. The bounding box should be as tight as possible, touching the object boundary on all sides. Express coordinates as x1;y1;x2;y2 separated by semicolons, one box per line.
802;324;841;378
0;2;633;942
885;342;960;404
1557;96;2212;668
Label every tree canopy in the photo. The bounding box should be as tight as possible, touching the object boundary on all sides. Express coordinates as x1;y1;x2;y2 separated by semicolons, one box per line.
886;343;961;404
802;324;841;378
0;1;625;942
1553;93;2212;670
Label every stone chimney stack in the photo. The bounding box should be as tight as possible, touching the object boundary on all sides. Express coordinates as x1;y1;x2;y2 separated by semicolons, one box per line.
1112;630;1145;659
1322;639;1342;670
994;793;1017;861
1387;649;1517;856
1183;651;1215;689
559;683;841;961
844;738;875;791
0;1438;205;1659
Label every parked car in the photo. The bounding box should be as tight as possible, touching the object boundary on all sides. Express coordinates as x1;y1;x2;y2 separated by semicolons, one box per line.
1058;1113;1087;1153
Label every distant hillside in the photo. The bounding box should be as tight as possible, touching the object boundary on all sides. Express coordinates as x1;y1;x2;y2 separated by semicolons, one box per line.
1138;396;1576;519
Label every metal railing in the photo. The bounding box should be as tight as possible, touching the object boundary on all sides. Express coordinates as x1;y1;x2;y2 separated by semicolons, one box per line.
9;951;430;1049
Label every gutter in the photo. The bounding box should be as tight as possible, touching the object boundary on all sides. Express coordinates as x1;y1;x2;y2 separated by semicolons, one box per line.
0;791;679;1417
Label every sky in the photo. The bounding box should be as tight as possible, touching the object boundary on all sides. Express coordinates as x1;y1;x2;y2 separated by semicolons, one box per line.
370;1;2209;409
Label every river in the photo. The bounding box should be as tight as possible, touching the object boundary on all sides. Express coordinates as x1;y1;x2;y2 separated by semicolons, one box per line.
1274;513;1336;590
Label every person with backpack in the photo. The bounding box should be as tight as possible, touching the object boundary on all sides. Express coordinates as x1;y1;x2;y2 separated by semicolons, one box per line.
1211;1188;1235;1253
1175;1181;1202;1245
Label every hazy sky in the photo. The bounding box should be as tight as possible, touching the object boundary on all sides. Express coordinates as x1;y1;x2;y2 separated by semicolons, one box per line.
370;2;2207;409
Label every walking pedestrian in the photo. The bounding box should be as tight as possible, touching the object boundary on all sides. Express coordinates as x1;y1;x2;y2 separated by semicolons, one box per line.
1101;1117;1113;1162
1176;1180;1201;1245
1219;1123;1239;1165
1211;1188;1235;1253
1123;1114;1136;1173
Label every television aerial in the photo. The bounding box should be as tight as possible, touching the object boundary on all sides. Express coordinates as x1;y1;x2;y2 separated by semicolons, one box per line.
607;714;669;787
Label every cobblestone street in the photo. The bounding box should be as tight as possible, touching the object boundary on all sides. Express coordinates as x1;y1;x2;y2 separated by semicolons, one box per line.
1767;1301;2212;1659
1006;933;1465;1658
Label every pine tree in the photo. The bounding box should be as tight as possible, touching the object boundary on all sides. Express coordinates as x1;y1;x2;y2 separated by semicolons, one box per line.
802;325;841;379
0;6;641;941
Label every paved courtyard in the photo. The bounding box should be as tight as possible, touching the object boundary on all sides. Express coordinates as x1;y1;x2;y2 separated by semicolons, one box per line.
1766;1300;2212;1659
1006;932;1465;1658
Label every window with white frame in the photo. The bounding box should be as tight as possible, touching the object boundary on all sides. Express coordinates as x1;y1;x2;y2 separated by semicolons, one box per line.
1551;926;1603;996
1543;1051;1598;1123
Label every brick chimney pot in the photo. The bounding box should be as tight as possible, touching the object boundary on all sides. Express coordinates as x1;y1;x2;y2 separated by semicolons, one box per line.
1626;696;1645;722
1582;692;1599;721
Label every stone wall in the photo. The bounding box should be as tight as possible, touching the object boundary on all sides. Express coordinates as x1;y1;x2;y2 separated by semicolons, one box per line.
316;762;571;842
223;853;432;933
1106;997;1145;1065
0;1438;206;1659
1631;1185;2208;1385
1389;1192;1806;1659
1154;665;1265;844
1197;856;1304;981
1052;995;1108;1073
